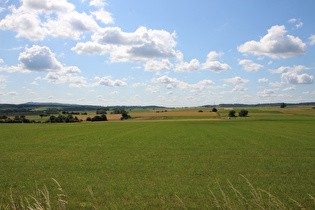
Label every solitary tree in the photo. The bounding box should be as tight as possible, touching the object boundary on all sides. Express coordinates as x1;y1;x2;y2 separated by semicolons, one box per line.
280;102;287;108
239;109;248;117
229;110;236;117
212;107;217;112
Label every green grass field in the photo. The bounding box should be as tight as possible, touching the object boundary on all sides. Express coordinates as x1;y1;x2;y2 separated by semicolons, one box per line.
0;108;314;209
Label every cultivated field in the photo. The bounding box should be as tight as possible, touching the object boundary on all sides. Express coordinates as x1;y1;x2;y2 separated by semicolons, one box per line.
0;106;314;209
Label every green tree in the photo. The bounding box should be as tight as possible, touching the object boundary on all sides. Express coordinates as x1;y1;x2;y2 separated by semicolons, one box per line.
121;111;131;119
239;109;248;117
280;103;287;108
212;107;217;112
229;110;236;117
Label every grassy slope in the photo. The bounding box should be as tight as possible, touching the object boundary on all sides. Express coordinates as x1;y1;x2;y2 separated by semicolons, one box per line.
0;117;314;208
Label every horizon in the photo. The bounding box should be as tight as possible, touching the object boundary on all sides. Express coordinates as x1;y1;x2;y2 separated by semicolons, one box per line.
2;101;315;109
1;0;315;107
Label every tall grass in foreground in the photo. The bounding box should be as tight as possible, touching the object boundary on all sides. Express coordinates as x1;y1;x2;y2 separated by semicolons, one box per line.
1;176;313;209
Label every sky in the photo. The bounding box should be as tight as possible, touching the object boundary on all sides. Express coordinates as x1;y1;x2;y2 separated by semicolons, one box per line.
0;0;315;107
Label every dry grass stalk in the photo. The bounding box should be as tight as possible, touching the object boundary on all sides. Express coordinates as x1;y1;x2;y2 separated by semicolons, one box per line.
175;194;187;209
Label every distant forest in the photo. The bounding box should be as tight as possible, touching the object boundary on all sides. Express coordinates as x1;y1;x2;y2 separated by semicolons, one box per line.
0;102;167;115
0;102;314;115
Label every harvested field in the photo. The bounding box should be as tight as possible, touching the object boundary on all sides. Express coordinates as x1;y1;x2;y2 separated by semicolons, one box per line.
131;110;218;120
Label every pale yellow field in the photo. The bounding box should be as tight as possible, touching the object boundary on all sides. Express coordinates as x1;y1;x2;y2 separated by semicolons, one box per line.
130;110;218;120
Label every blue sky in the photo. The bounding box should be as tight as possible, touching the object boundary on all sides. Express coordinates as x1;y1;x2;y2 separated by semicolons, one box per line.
0;0;314;107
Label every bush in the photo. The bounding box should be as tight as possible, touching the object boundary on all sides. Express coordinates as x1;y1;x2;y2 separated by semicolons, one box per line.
91;114;107;122
198;110;203;112
212;107;217;112
280;102;286;108
239;109;248;117
121;111;131;119
229;110;236;117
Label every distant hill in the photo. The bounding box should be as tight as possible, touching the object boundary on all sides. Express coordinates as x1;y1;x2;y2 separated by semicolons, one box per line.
24;102;79;106
0;102;168;115
1;102;314;115
217;102;315;107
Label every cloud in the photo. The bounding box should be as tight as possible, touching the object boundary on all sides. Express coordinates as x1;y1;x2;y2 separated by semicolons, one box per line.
269;82;284;88
1;45;87;86
232;85;248;94
110;91;119;95
258;78;269;83
205;51;222;61
89;0;107;7
222;76;249;85
144;59;173;71
71;41;112;55
0;0;105;40
0;75;6;88
238;25;306;59
0;45;90;87
18;45;62;72
239;59;263;72
309;35;315;45
132;82;146;88
152;75;215;94
0;58;4;63
201;51;231;72
95;76;127;87
91;8;114;24
89;26;178;62
201;60;231;72
4;91;18;96
146;85;160;93
302;90;315;95
1;45;66;74
281;72;313;84
44;72;88;87
269;65;310;74
282;86;296;91
44;11;99;40
23;0;75;13
257;89;276;98
174;51;231;73
0;5;46;41
152;75;182;89
174;59;200;72
288;18;303;29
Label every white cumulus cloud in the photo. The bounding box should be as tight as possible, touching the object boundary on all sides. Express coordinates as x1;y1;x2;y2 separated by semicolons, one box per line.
89;26;178;62
269;65;310;74
0;0;111;41
222;76;249;85
95;76;127;87
239;59;263;72
281;72;313;84
174;59;200;72
238;25;306;59
258;78;269;83
89;0;107;7
144;59;173;71
201;51;231;72
91;8;114;24
18;45;62;72
71;41;112;55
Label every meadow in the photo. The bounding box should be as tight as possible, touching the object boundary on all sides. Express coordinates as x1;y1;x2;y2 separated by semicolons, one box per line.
0;106;314;209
